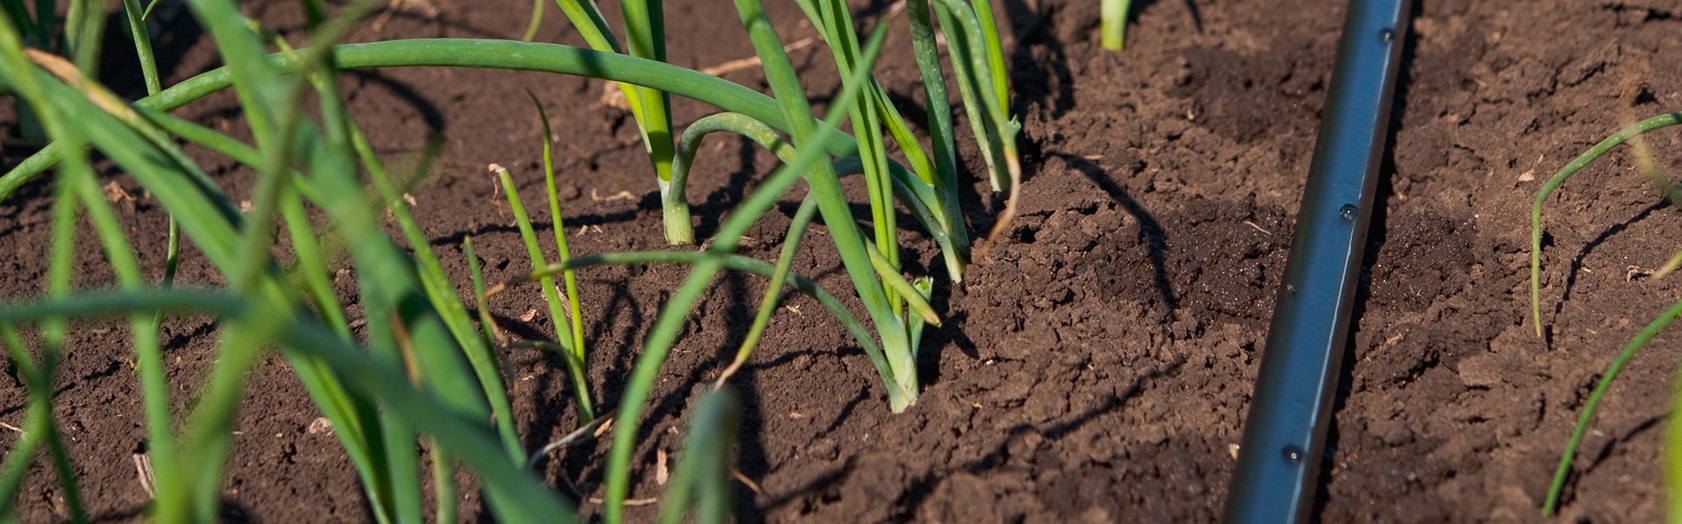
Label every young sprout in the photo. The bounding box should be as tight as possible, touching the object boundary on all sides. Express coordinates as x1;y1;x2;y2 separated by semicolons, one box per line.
1654;248;1682;279
1530;112;1682;336
1529;110;1682;517
493;162;595;421
1545;298;1682;516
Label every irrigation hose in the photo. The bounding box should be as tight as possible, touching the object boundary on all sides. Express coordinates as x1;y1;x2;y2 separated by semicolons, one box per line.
1222;0;1410;522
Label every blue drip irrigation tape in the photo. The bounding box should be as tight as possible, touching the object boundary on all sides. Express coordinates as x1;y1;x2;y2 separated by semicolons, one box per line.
1221;0;1411;522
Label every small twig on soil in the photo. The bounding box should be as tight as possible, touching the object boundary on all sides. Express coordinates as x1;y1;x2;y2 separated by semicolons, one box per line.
591;188;639;201
732;467;765;496
586;496;659;506
700;37;818;76
371;0;440;32
133;453;156;498
527;411;618;469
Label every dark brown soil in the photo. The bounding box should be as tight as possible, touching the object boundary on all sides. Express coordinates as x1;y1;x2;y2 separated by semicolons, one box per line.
3;0;1682;522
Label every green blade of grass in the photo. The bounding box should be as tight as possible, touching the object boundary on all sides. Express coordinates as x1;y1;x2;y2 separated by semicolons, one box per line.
0;37;274;520
969;0;1009;101
24;136;86;521
154;5;499;520
1670;351;1682;522
1;39;940;229
0;326;56;517
933;0;1021;241
0;164;86;523
801;0;902;311
869;74;970;280
120;0;162;93
516;250;886;368
7;47;243;229
63;155;181;516
617;0;678;214
327;74;522;524
668;112;943;384
668;112;818;385
931;1;1000;188
668;112;963;283
164;7;393;519
64;0;104;74
462;236;526;458
348;124;526;465
666;112;790;236
522;0;545;41
863;239;940;326
549;0;682;242
430;443;457;522
182;0;288;149
551;0;623;53
872;86;937;186
300;13;536;520
0;17;144;520
277;179;401;524
143;28;186;466
1;28;514;521
1654;248;1682;279
0;323;86;522
243;33;405;520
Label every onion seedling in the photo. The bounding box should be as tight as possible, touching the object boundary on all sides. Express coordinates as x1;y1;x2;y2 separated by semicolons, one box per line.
0;2;567;520
1526;111;1682;517
1543;298;1682;516
494;157;595;421
1102;0;1132;50
0;0;1022;519
1529;111;1682;336
547;0;683;243
0;40;970;275
933;0;1023;241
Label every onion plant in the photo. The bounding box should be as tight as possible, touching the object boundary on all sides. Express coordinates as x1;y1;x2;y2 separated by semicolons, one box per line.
1525;111;1682;517
0;1;561;521
0;0;1017;520
1529;112;1682;336
544;0;682;243
933;0;1022;242
487;92;595;422
2;35;965;400
541;0;1021;272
